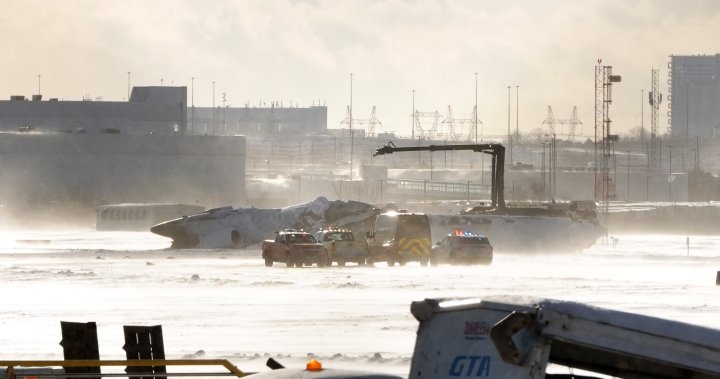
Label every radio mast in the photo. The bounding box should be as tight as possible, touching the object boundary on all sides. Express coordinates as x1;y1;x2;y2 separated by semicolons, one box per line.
649;68;663;172
594;61;622;217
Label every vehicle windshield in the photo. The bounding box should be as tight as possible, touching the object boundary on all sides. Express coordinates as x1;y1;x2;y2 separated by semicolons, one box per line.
397;215;430;237
324;232;354;241
287;234;317;243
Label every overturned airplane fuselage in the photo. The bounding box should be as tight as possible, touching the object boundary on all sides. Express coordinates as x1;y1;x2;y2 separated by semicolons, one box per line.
150;197;386;249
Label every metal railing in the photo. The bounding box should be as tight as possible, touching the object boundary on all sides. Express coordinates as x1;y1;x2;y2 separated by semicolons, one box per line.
386;179;491;196
0;359;251;379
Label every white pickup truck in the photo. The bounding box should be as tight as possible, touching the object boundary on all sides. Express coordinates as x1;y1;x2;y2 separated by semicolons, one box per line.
314;228;368;266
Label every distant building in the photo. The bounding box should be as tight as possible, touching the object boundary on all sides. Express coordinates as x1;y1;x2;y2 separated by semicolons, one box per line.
668;54;720;138
0;86;327;136
0;85;329;226
187;104;327;136
0;86;187;135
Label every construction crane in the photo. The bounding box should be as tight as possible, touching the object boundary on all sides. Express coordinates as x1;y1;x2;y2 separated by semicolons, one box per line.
541;106;583;141
373;141;506;209
442;105;483;142
340;106;383;136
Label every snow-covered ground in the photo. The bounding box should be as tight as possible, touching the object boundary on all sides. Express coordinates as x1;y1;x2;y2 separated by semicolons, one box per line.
2;230;720;377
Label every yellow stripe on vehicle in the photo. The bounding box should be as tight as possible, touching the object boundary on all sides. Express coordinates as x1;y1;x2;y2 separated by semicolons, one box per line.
397;237;430;256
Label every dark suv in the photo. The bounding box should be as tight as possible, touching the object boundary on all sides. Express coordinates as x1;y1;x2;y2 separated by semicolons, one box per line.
430;230;493;265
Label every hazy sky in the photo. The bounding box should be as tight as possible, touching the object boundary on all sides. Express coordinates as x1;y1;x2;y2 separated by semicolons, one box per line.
2;0;720;139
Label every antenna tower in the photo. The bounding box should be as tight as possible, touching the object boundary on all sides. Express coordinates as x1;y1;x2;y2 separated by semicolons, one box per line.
595;62;621;217
649;68;662;171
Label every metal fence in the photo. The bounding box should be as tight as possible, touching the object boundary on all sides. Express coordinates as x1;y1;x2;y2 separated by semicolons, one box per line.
385;179;491;199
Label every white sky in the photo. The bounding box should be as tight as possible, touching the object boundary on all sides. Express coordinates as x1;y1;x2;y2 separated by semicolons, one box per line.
2;0;720;138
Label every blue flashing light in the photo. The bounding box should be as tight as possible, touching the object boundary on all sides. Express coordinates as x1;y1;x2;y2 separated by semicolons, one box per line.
453;229;479;237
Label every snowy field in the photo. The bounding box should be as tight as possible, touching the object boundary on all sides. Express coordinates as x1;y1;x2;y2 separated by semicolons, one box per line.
2;230;720;377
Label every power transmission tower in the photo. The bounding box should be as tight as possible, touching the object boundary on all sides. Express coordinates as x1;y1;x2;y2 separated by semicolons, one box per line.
442;105;481;141
649;68;663;172
340;106;383;136
413;110;443;140
541;106;583;141
541;106;583;201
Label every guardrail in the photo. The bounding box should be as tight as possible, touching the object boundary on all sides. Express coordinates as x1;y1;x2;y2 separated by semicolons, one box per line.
386;179;491;196
0;359;251;379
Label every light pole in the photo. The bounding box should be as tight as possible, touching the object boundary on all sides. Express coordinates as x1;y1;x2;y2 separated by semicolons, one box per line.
507;85;512;164
640;89;645;142
412;89;415;140
37;74;41;95
212;81;216;134
515;85;519;141
627;150;630;201
127;71;131;100
191;77;195;132
467;180;470;202
430;153;433;181
686;84;690;145
541;142;546;200
512;180;516;204
474;73;478;143
686;83;692;168
669;145;673;202
349;73;354;180
222;92;227;135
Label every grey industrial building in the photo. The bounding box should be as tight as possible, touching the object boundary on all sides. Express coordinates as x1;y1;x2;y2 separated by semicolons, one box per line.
0;86;327;136
0;87;188;135
187;104;327;136
668;54;720;138
0;86;327;226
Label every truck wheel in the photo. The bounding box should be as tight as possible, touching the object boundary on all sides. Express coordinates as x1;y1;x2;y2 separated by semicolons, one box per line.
285;252;293;267
264;256;273;267
420;257;429;267
338;260;345;267
387;258;395;267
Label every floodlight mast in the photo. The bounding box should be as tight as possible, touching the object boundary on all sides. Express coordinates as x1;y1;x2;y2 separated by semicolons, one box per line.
373;141;506;209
